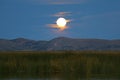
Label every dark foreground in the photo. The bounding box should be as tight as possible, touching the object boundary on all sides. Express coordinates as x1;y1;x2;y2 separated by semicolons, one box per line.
0;51;120;79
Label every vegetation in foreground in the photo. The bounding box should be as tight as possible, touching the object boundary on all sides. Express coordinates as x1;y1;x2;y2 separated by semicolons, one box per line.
0;51;120;78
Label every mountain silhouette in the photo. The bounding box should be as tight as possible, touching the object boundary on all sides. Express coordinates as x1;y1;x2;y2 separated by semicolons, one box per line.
0;37;120;51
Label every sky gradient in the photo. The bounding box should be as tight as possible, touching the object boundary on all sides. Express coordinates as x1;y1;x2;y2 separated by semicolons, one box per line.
0;0;120;40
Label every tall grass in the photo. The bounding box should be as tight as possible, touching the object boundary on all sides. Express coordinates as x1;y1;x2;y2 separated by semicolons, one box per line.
0;51;120;78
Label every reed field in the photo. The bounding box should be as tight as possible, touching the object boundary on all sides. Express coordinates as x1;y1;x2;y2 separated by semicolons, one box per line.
0;51;120;78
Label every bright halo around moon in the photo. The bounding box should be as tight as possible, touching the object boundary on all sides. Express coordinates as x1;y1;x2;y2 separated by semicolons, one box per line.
56;18;67;28
48;17;71;31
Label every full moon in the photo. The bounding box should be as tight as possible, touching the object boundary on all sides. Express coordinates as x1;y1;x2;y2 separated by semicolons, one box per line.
56;18;67;28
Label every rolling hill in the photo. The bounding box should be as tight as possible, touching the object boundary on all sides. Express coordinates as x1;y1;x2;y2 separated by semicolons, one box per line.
0;37;120;51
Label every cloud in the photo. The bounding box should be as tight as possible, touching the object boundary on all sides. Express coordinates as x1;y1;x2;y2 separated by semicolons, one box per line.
10;0;89;6
52;12;71;17
23;0;88;5
47;24;68;31
47;24;58;28
49;0;86;4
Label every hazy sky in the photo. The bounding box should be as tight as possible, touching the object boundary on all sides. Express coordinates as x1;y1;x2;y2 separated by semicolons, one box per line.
0;0;120;40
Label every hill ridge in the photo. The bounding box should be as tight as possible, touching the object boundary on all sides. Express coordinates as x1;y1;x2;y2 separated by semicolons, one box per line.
0;37;120;51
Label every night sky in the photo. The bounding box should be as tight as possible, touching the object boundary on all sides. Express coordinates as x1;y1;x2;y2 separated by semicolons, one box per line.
0;0;120;40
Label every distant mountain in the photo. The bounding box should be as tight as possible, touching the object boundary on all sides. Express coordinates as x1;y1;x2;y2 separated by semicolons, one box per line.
0;37;120;51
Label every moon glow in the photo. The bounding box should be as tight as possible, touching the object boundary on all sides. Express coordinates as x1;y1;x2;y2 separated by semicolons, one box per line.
48;17;70;31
